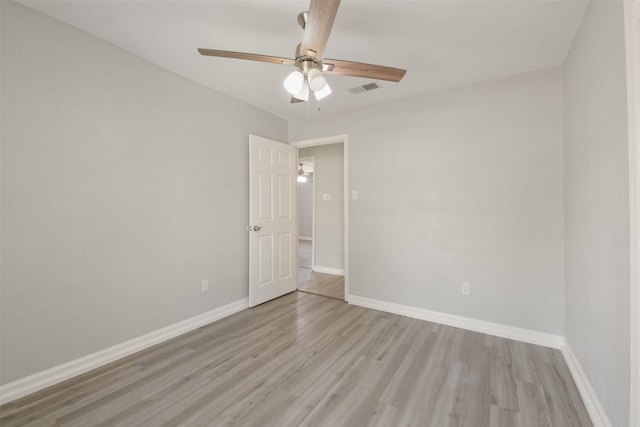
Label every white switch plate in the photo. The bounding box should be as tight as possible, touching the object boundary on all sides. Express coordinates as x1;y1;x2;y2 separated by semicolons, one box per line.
462;282;470;296
352;190;358;200
323;194;332;201
202;280;209;292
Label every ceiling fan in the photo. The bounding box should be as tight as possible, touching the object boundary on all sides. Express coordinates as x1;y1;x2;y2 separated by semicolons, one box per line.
198;0;406;103
297;163;310;182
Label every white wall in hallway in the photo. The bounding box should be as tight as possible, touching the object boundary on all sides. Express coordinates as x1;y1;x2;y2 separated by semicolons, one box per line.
298;179;313;239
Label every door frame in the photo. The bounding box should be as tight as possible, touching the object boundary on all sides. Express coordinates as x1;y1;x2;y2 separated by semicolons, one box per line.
290;134;349;302
297;156;316;270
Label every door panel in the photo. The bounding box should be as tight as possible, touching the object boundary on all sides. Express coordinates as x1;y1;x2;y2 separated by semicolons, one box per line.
249;135;296;306
278;175;292;219
278;232;292;279
258;173;273;220
258;235;273;286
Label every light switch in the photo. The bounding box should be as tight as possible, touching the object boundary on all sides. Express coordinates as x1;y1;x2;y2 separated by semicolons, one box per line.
323;194;332;201
352;190;358;200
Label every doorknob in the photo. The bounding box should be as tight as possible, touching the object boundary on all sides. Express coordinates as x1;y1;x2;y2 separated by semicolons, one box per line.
253;226;261;231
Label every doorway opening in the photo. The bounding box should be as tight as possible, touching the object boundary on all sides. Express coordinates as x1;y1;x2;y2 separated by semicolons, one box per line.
292;135;348;301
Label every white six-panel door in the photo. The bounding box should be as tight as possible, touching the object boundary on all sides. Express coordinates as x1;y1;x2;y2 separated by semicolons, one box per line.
248;135;297;307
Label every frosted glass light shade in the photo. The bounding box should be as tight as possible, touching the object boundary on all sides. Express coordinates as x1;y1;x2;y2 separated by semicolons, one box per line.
307;68;326;91
297;175;307;183
293;83;309;101
314;83;332;100
283;70;304;94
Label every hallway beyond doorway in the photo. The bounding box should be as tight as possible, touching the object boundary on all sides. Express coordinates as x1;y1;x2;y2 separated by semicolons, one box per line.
297;240;344;300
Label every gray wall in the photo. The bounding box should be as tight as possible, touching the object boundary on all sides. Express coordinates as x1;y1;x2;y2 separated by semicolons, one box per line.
0;1;287;385
563;2;630;425
299;144;344;270
290;68;565;334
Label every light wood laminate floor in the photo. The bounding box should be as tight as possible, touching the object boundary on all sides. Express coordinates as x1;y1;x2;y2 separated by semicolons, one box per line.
0;292;591;427
297;240;344;300
297;268;345;300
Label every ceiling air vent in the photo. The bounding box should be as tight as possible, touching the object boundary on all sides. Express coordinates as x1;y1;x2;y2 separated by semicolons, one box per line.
349;82;380;94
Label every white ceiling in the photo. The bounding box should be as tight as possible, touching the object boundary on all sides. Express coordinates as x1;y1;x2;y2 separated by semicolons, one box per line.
20;0;588;121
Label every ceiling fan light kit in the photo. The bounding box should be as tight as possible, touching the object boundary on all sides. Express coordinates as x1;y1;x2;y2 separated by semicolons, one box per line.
293;83;310;102
307;68;326;91
283;70;305;94
198;0;406;106
297;163;308;183
314;83;332;100
285;66;331;102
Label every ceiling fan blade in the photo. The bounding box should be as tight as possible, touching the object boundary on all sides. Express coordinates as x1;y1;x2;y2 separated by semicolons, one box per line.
300;0;340;60
291;96;305;104
322;58;406;82
198;48;295;65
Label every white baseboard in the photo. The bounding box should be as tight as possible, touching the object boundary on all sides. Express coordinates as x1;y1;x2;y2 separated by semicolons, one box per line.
313;266;345;276
561;343;613;427
348;294;564;349
0;298;249;405
298;236;312;241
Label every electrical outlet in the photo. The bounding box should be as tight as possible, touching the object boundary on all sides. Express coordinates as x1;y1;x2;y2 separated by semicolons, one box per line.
462;282;471;296
323;193;332;201
202;279;209;292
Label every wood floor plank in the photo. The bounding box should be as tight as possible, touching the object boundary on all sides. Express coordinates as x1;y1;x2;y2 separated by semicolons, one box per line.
490;404;522;427
490;337;520;412
297;316;414;426
0;292;592;427
516;380;553;427
535;360;594;427
297;267;345;300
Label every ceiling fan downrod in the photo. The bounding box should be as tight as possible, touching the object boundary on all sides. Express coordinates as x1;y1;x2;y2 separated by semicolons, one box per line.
297;11;308;30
